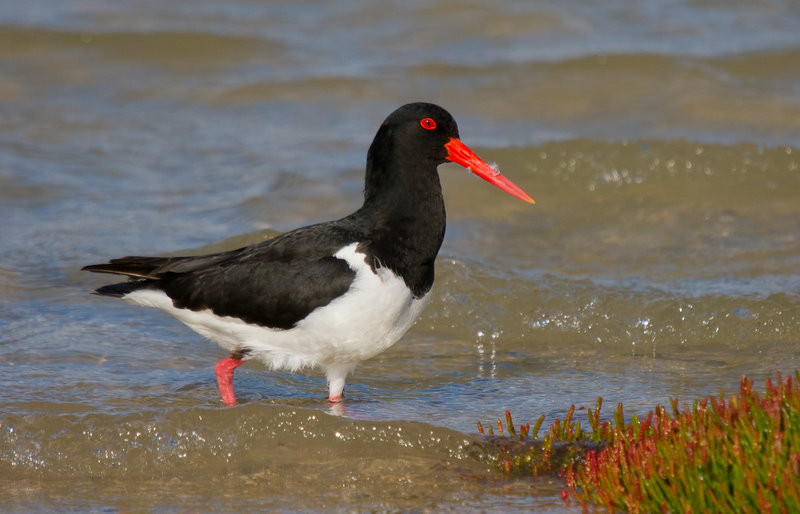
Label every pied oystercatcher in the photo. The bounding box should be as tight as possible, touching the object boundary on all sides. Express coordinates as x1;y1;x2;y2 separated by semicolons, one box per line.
82;102;534;405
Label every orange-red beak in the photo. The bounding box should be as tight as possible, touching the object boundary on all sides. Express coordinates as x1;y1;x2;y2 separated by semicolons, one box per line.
444;138;535;204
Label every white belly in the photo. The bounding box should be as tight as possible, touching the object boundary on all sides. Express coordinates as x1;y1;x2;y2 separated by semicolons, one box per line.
123;243;430;375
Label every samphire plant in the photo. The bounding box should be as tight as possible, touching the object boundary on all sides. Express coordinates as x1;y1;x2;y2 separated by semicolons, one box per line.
478;371;800;512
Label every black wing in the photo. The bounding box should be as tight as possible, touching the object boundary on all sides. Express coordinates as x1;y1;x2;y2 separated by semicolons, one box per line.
83;221;363;329
160;254;354;329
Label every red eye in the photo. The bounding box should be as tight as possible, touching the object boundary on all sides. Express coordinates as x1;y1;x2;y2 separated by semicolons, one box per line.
420;118;437;130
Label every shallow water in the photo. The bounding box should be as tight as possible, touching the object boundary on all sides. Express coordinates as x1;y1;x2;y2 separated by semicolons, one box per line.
2;0;800;511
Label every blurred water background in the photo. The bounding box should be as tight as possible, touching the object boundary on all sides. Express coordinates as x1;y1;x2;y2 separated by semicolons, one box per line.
1;0;799;511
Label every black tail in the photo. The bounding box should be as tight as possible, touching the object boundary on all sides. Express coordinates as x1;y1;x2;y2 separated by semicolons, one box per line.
93;280;155;298
81;256;180;279
82;252;234;280
83;256;176;298
83;252;237;297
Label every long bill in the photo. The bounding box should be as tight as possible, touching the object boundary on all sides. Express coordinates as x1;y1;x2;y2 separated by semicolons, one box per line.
444;137;535;204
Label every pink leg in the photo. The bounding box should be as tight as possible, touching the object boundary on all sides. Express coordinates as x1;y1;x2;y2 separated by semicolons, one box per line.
326;370;347;404
215;357;243;406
